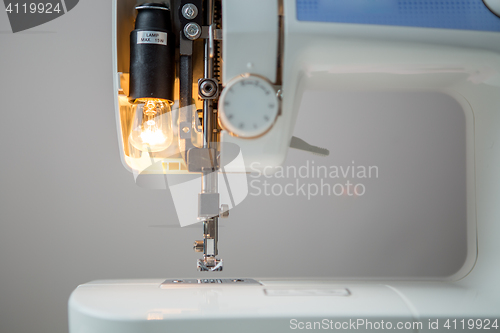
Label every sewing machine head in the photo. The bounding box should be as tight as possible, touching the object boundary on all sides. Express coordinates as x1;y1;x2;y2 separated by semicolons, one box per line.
114;0;291;272
113;0;500;274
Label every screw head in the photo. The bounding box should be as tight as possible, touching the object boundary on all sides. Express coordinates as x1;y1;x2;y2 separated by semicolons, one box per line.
200;80;216;97
184;22;201;40
182;3;198;19
198;79;219;99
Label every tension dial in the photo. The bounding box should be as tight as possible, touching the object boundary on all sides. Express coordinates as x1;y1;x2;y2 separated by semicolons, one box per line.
219;75;280;138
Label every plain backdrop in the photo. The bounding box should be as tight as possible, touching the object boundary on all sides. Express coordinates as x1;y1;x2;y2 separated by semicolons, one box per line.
0;1;472;333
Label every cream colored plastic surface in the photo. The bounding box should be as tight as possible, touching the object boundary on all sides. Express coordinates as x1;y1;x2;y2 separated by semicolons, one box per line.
221;0;278;85
221;0;500;176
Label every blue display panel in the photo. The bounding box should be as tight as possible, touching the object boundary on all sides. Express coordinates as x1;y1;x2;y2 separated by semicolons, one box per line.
297;0;500;32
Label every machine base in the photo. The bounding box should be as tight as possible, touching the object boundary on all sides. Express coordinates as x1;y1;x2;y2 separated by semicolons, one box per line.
68;278;497;333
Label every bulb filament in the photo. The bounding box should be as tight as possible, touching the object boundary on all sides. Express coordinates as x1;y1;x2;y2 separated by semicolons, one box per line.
140;99;167;146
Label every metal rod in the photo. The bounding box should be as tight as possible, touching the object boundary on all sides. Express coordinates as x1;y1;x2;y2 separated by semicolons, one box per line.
201;0;219;260
203;0;215;149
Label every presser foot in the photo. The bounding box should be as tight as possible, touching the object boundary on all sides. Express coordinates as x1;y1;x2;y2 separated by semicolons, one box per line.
197;257;223;271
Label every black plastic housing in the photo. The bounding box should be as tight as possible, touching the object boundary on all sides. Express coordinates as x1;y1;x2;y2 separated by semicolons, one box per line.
129;3;175;102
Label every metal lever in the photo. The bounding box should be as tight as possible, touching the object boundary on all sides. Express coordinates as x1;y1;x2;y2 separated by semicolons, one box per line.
289;136;330;157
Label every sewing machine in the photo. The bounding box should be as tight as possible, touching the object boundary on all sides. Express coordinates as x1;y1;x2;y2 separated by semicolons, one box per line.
68;0;500;331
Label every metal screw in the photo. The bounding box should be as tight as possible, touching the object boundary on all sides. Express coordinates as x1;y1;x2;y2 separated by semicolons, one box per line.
184;22;201;40
276;89;283;100
193;240;204;253
219;204;229;218
200;80;216;98
182;3;198;19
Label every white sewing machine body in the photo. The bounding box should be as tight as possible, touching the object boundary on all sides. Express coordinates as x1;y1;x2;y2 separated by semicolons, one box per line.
69;279;499;332
69;0;500;331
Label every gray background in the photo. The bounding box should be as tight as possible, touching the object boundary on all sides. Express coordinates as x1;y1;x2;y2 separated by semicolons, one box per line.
0;2;469;333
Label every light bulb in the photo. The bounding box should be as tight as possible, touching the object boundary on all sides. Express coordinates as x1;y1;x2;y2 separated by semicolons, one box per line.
129;99;173;152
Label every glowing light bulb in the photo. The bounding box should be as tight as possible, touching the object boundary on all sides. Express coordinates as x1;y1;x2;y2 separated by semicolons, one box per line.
129;99;173;152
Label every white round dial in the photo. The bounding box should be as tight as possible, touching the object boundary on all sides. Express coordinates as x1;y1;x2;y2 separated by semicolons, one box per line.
219;75;280;138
